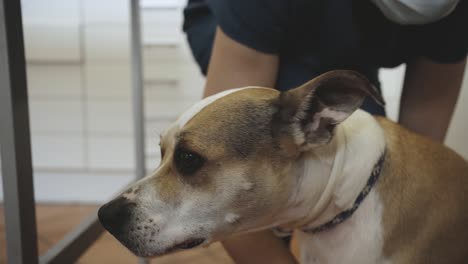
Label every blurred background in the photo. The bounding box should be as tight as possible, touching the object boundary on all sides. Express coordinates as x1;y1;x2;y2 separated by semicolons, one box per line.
0;0;467;263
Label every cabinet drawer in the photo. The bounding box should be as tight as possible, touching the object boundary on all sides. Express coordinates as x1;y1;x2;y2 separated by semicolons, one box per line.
87;133;165;171
31;134;85;169
142;22;183;46
21;0;80;25
141;6;182;25
144;80;201;101
29;99;83;133
85;64;131;99
144;61;205;99
84;25;130;62
27;65;82;98
82;0;129;24
145;101;194;120
88;136;134;170
176;76;205;98
144;62;181;82
86;100;132;133
86;93;196;134
141;3;183;45
24;25;81;62
143;44;183;62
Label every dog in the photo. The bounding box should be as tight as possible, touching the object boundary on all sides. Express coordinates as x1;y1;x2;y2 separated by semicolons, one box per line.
98;70;468;263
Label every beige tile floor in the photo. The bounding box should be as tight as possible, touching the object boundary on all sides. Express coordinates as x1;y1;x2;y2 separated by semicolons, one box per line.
0;204;234;264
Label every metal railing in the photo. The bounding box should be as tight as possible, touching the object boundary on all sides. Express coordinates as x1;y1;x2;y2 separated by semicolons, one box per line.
0;1;147;263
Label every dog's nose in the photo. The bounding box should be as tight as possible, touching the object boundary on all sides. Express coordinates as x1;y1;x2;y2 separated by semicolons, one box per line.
98;197;135;237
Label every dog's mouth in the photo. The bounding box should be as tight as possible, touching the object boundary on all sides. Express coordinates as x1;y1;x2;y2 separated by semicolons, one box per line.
165;238;206;253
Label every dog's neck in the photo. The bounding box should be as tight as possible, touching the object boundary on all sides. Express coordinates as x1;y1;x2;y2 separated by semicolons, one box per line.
278;110;386;231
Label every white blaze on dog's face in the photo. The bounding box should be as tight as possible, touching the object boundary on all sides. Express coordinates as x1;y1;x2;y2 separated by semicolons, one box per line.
98;71;383;257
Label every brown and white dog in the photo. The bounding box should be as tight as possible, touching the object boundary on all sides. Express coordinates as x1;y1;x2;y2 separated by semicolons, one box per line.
98;70;468;263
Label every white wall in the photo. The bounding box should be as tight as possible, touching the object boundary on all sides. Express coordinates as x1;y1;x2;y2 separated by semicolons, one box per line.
445;66;468;159
380;66;406;122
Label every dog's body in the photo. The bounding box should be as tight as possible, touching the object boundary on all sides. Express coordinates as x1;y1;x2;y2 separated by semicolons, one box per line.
99;71;468;263
294;113;468;264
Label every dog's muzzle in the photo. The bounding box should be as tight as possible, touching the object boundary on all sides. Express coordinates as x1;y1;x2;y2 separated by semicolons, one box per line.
98;194;208;257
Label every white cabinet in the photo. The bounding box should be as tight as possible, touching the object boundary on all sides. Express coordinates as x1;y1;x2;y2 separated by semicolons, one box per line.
144;62;181;82
86;100;133;133
23;0;205;173
22;0;81;62
85;64;132;98
27;65;83;98
21;0;80;25
142;7;183;45
144;44;183;62
88;136;134;170
145;96;194;120
24;25;81;62
82;0;129;24
31;135;85;169
84;25;130;62
29;100;84;133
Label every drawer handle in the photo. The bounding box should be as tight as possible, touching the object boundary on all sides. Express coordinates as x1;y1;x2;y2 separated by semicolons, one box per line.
144;43;178;49
140;0;181;10
144;79;179;86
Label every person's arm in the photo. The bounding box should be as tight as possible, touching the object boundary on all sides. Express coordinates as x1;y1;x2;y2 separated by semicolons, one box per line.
204;27;279;96
204;27;297;264
398;57;466;142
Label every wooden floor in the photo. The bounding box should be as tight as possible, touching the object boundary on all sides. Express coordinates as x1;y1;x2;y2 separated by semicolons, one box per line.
0;204;234;264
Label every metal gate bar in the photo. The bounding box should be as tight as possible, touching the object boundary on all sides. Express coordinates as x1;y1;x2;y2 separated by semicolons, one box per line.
39;213;103;264
0;0;147;263
131;0;146;181
0;0;39;263
130;0;148;263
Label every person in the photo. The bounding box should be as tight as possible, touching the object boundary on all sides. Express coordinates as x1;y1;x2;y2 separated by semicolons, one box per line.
182;0;467;263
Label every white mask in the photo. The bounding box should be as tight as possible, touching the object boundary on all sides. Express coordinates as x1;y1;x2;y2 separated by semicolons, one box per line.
372;0;459;24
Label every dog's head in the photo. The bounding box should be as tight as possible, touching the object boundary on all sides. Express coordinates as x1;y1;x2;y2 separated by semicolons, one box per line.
98;70;383;257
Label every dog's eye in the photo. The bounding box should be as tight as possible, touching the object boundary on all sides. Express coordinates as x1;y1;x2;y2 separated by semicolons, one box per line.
174;148;205;175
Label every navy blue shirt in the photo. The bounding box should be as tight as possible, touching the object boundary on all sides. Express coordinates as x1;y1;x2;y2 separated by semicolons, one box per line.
183;0;467;116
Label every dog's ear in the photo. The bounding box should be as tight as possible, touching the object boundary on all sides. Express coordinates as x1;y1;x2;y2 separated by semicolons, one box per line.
275;70;384;150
